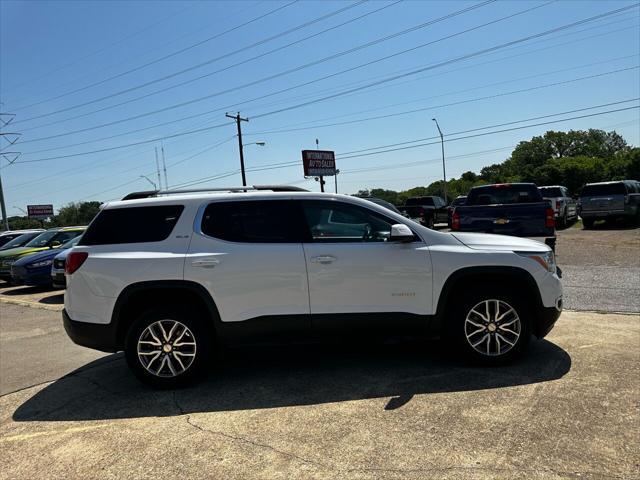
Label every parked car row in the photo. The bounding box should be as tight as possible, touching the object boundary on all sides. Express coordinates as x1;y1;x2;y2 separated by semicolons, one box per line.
400;180;639;233
0;226;86;287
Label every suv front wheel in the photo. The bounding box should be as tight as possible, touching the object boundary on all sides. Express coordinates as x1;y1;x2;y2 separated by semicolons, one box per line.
449;287;531;365
124;307;211;388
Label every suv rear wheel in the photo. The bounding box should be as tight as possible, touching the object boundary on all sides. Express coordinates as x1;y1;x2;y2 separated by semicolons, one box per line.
449;287;531;365
124;307;211;388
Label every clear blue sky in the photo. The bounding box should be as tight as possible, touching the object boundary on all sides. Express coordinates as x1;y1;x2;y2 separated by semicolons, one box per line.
1;0;638;215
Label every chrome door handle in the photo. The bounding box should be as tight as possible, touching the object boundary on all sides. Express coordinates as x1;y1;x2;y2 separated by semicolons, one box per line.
311;255;336;264
191;258;220;268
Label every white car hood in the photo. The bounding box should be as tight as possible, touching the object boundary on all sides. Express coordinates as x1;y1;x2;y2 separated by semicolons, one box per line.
451;232;549;252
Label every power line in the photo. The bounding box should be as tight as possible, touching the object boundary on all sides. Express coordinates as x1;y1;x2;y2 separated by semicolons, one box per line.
11;0;373;124
23;56;636;156
152;104;640;192
13;65;638;164
246;62;639;136
336;105;639;160
9;1;300;113
16;0;498;133
12;6;639;163
3;4;195;93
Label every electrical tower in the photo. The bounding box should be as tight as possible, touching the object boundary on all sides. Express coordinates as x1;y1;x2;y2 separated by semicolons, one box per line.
0;112;21;231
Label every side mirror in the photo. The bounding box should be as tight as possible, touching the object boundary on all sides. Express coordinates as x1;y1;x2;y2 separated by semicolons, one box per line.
50;240;61;249
389;224;414;243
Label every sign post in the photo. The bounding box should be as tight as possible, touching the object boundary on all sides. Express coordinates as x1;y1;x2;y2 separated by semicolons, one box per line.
302;150;336;192
27;204;54;219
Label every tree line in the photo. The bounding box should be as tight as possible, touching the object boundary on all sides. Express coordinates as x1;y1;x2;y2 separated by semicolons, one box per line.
355;129;639;205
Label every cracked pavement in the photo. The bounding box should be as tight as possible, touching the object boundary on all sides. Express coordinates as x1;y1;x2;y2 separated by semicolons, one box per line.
1;305;639;479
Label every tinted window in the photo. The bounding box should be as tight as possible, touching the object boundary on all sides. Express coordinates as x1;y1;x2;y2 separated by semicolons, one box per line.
80;205;184;245
0;232;41;250
581;183;626;196
467;185;542;205
201;201;299;243
406;197;434;206
0;234;20;247
52;230;83;245
451;197;467;207
539;187;563;197
25;230;58;247
302;201;395;243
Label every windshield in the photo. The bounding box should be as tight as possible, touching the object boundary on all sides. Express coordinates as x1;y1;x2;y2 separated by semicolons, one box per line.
24;230;58;248
539;187;562;197
581;183;626;196
0;232;41;250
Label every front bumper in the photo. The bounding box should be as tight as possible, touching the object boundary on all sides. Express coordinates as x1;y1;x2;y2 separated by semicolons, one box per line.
534;305;562;339
63;309;119;353
11;265;52;286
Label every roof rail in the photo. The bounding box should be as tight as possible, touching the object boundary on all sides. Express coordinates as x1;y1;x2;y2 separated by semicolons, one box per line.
121;185;308;201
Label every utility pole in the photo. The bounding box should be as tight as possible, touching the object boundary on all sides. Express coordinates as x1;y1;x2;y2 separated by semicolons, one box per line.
0;112;20;231
154;147;162;190
161;142;169;190
432;118;447;204
226;112;249;187
334;169;340;194
315;138;325;192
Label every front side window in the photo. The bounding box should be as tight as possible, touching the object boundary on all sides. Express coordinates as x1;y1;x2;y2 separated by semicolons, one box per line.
25;230;58;248
302;201;396;243
201;200;300;243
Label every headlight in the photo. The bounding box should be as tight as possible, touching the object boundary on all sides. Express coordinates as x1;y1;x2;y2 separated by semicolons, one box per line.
30;259;53;268
517;251;556;273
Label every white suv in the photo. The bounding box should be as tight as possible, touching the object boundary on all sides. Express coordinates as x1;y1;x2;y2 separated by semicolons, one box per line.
63;186;563;388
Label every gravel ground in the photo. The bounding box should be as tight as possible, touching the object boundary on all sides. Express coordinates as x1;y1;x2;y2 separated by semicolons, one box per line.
555;226;639;312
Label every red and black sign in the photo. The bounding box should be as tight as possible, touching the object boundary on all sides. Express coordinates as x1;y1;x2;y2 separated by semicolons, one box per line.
27;204;54;219
302;150;336;176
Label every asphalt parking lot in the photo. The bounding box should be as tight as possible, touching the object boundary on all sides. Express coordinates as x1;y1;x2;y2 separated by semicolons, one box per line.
0;226;638;479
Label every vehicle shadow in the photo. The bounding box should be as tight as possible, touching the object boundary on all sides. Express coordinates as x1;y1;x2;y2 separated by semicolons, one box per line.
13;338;571;422
38;293;64;305
0;285;54;296
583;219;639;230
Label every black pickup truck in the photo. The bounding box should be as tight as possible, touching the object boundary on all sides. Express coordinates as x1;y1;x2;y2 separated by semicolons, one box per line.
399;196;449;229
451;183;556;249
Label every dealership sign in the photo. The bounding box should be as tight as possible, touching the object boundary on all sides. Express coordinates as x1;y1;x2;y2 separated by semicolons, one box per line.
302;150;336;176
27;204;54;219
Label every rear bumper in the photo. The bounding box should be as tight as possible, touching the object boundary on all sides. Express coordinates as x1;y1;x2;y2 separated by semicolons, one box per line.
581;209;628;218
63;309;119;353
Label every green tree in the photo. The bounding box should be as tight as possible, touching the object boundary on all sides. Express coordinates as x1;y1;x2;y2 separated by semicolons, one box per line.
56;201;101;226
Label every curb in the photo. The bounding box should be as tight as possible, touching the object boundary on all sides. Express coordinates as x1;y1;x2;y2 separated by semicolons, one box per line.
0;296;63;312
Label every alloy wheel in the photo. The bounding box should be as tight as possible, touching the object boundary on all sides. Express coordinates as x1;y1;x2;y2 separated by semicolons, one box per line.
464;299;521;356
137;320;197;377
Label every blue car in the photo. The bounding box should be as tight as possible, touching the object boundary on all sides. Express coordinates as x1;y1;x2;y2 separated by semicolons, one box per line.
10;236;81;287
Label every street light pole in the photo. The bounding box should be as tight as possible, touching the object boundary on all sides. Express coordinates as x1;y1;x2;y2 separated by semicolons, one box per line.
140;175;157;190
432;118;447;204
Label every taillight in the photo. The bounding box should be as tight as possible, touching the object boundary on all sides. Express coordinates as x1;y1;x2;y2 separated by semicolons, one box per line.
66;252;88;275
452;211;460;230
545;207;555;229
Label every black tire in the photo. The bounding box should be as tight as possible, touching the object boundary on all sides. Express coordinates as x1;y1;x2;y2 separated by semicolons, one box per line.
124;306;212;388
426;216;435;229
582;218;594;229
558;210;567;229
446;286;531;365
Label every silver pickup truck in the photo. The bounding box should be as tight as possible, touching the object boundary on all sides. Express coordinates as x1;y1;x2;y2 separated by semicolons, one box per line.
579;180;640;228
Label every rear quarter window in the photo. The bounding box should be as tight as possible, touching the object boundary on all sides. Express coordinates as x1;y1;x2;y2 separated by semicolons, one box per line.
79;205;184;245
581;183;626;196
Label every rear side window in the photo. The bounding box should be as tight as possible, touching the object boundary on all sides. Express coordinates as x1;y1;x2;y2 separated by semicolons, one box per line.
201;201;300;243
467;185;542;205
581;183;626;196
80;205;184;245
